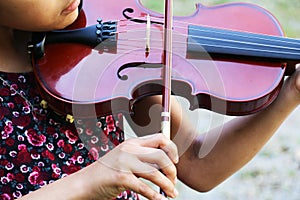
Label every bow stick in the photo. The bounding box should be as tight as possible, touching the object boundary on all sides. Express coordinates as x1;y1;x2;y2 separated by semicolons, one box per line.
161;0;173;143
160;0;173;198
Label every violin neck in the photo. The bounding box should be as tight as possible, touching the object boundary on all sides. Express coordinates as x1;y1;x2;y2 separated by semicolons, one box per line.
187;25;300;71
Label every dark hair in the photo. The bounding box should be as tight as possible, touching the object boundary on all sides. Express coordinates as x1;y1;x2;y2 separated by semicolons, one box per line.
78;0;83;11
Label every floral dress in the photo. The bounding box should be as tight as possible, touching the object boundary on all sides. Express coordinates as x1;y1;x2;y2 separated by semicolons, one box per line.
0;72;138;200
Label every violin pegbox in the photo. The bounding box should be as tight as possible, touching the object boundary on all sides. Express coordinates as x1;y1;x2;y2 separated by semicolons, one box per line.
28;18;117;60
95;18;118;54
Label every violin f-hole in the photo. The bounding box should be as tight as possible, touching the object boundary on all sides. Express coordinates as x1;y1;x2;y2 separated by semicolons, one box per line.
117;62;163;80
122;8;163;25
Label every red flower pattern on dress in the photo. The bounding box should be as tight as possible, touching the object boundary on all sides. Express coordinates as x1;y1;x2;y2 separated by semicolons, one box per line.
63;143;73;154
16;149;32;165
41;149;55;161
12;115;31;127
0;72;136;200
65;129;78;144
25;129;46;147
0;107;10;120
5;137;14;146
15;173;25;183
88;147;99;160
28;171;42;185
0;87;10;96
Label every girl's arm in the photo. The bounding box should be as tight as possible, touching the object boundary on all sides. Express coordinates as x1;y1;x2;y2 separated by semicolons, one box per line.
128;69;300;192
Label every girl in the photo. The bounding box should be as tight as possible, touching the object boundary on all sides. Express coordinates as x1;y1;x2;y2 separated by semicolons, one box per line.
1;0;300;199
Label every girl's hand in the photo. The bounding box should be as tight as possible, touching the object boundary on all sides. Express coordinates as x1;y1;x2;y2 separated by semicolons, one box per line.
293;66;300;102
81;133;179;200
280;66;300;105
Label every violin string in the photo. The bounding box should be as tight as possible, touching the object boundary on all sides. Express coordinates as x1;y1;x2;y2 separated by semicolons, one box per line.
113;27;186;52
108;39;186;55
187;25;300;46
114;42;299;63
188;33;300;52
117;38;186;48
163;17;300;47
114;45;185;54
113;24;300;57
116;37;186;51
116;32;300;54
104;16;300;58
172;19;300;44
113;20;288;44
116;16;300;47
116;16;278;41
115;27;300;50
182;28;300;58
190;42;300;56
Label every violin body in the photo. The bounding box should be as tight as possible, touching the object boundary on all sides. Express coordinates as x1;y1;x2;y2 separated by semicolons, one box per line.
31;0;292;118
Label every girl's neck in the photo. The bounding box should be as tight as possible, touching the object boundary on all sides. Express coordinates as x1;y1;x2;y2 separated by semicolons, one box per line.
0;26;32;73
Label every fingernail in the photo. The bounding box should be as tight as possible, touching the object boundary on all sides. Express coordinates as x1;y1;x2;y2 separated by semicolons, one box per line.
174;176;177;184
173;188;179;197
172;154;179;164
159;195;168;200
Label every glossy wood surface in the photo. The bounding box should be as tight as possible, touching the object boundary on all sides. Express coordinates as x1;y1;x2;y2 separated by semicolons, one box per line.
32;0;289;117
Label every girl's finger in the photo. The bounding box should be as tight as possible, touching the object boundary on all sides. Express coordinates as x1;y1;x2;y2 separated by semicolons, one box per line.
125;174;169;200
128;161;177;198
135;147;177;184
136;133;179;164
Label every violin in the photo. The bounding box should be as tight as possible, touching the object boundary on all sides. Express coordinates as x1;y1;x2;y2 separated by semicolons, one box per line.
29;0;298;120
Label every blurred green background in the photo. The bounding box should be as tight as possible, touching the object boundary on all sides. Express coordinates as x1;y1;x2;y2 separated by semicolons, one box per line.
135;1;300;199
141;0;300;38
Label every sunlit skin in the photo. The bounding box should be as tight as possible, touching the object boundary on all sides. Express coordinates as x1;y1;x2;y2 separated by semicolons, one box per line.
1;1;300;199
0;0;80;31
